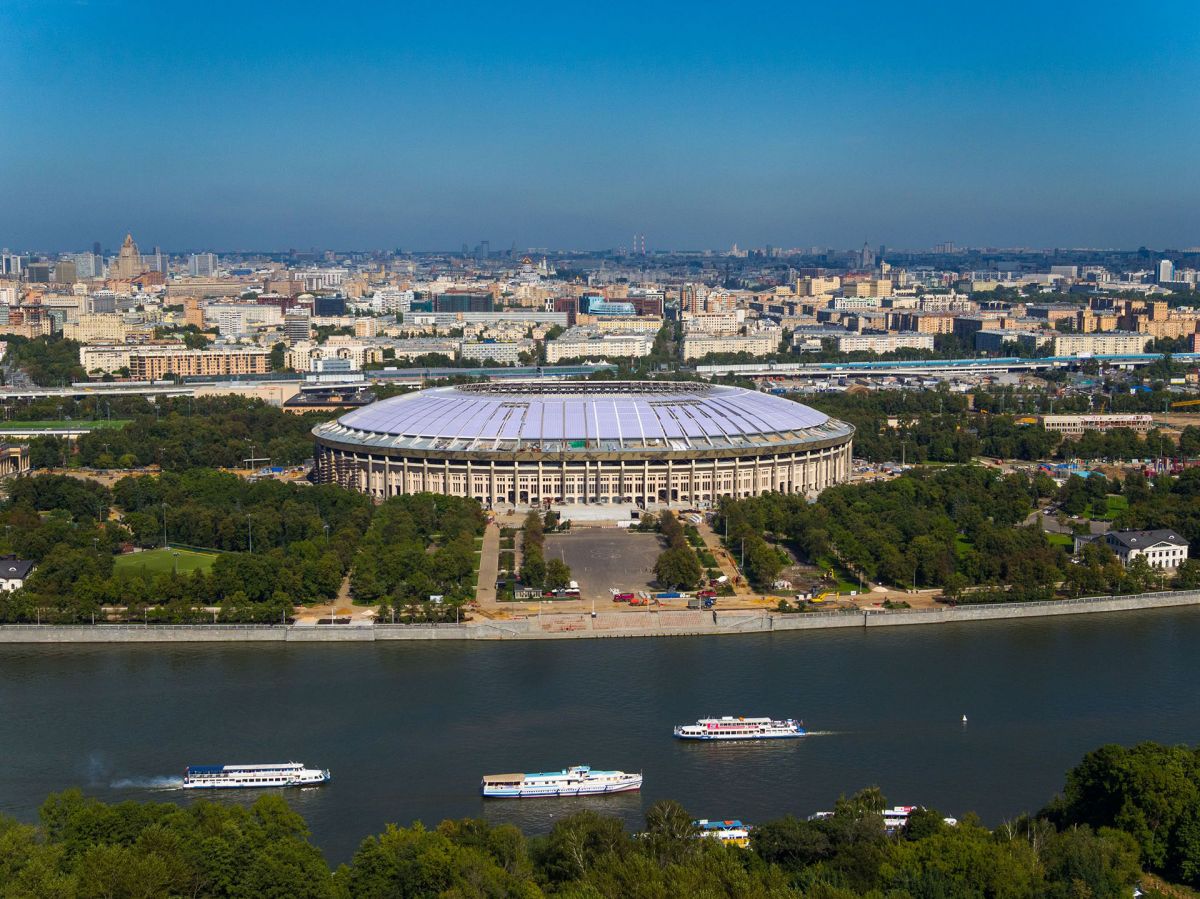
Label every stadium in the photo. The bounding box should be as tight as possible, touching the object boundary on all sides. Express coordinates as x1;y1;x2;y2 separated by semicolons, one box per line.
311;381;854;508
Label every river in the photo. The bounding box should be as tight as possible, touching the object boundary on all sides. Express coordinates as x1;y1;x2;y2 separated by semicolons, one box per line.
2;606;1198;862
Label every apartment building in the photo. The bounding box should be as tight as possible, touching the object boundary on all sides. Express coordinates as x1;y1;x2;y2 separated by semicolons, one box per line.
459;340;534;364
545;328;654;362
63;313;127;343
1049;332;1148;356
681;331;781;360
128;347;270;380
836;332;934;353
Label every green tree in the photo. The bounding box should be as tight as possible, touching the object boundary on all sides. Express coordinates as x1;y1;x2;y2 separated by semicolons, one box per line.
544;558;571;591
654;546;702;589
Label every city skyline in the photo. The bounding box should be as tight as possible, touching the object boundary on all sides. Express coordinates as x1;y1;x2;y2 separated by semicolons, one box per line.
2;0;1197;251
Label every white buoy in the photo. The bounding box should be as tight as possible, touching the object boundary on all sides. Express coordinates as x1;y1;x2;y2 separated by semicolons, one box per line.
961;714;968;724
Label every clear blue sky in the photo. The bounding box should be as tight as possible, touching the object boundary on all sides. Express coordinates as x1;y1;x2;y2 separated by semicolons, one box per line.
2;0;1197;252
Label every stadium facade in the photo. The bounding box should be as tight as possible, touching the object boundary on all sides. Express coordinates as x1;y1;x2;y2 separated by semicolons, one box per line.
312;382;854;507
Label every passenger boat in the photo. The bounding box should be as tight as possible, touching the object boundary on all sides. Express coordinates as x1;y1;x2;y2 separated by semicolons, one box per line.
696;819;752;847
673;716;805;740
182;762;331;789
480;765;642;798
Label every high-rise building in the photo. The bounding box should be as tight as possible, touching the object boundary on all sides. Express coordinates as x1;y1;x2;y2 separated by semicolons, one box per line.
0;254;23;276
53;260;78;283
284;310;312;344
858;241;875;270
92;241;102;257
188;253;217;277
111;234;144;279
71;253;101;279
1157;259;1176;284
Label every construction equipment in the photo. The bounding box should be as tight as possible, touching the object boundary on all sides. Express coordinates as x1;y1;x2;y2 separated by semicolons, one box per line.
1171;399;1200;409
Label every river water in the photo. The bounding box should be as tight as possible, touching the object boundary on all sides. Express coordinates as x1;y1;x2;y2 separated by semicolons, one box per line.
2;608;1199;862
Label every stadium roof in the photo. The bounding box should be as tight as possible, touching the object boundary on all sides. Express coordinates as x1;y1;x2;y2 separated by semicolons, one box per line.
316;382;851;454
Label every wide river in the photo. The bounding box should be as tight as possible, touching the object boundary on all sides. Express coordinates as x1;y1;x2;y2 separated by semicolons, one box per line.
2;607;1199;862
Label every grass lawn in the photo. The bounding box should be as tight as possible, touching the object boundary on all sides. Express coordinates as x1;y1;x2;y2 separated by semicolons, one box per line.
955;535;974;558
0;419;132;430
1082;494;1128;521
113;548;218;576
1046;532;1074;548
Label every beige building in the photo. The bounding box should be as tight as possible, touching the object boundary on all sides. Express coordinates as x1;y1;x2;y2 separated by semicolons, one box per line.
836;332;935;353
681;331;781;360
80;345;133;374
128;347;270;380
1049;332;1148;356
111;234;144;279
63;314;128;343
544;329;654;363
1038;413;1153;437
797;276;841;297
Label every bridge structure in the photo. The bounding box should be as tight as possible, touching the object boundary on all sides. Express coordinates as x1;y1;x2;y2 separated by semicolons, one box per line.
695;352;1200;380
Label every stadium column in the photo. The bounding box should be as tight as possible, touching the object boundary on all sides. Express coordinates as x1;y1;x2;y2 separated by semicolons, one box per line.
466;459;472;502
690;459;697;503
489;461;497;508
401;456;409;496
537;457;543;504
666;457;674;503
422;457;429;493
443;458;451;497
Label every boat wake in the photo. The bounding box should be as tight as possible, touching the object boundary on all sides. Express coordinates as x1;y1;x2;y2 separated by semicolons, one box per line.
110;776;184;790
800;730;841;737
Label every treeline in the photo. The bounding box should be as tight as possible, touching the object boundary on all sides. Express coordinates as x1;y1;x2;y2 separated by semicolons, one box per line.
2;334;86;386
715;465;1200;600
517;509;572;590
717;465;1062;598
349;494;486;621
802;389;1199;465
62;395;326;470
0;471;373;623
16;740;1200;896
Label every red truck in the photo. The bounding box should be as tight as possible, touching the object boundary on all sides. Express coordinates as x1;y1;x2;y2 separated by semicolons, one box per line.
612;591;635;603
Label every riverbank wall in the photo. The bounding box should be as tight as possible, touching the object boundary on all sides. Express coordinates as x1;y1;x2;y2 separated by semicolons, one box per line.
1;590;1198;643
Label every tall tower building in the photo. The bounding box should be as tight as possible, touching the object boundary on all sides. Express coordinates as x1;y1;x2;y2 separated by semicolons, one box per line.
188;253;217;277
1157;259;1176;284
112;233;144;279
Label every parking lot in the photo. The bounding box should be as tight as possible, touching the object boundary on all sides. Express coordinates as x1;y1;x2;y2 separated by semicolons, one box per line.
544;531;663;601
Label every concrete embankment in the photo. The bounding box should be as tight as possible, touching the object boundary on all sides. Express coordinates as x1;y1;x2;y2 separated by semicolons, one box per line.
1;590;1197;643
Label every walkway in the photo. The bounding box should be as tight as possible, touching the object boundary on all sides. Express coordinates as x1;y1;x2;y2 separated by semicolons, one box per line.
695;519;752;597
475;520;500;608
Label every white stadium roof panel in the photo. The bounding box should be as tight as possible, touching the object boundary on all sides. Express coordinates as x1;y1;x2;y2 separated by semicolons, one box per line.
329;382;843;452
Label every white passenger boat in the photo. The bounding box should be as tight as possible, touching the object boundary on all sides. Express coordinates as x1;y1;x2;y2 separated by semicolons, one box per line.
182;762;330;789
673;716;806;740
480;765;642;798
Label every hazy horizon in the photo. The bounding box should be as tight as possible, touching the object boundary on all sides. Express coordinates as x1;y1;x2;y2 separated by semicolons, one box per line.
3;0;1197;252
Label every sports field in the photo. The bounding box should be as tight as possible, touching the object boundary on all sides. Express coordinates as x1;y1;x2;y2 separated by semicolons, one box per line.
113;548;218;576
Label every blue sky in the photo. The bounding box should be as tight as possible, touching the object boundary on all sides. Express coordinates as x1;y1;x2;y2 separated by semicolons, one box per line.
2;0;1197;252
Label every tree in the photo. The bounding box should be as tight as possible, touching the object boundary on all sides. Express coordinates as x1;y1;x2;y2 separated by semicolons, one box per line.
654;546;702;589
544;558;571;591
